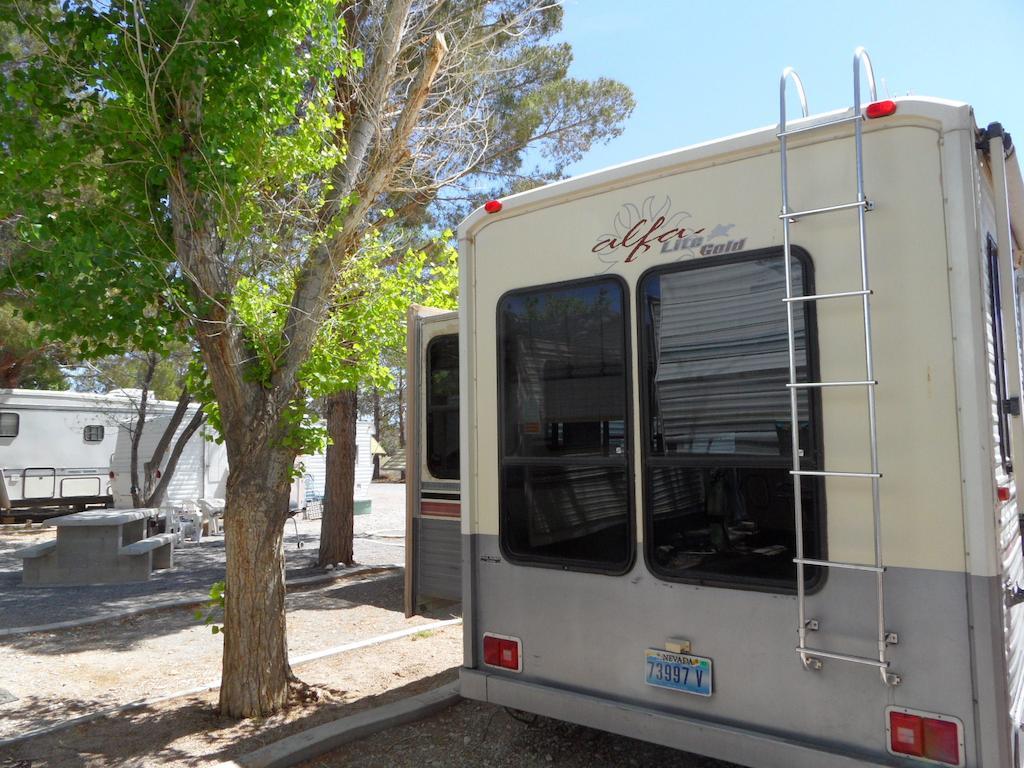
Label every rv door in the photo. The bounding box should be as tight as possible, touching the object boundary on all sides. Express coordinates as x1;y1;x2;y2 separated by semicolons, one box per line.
405;304;461;616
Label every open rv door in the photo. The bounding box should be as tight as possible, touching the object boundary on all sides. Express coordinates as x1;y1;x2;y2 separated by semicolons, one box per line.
405;304;461;616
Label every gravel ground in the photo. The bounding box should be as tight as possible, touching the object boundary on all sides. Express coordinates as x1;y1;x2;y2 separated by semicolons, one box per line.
0;482;408;630
0;571;456;741
300;698;738;768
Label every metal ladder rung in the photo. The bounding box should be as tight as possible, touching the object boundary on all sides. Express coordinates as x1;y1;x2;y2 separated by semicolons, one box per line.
796;647;889;669
783;289;871;304
791;470;882;479
794;557;885;573
776;113;863;138
787;380;876;389
781;49;897;687
780;199;870;221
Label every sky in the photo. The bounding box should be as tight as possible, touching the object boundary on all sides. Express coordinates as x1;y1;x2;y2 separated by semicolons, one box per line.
555;0;1024;176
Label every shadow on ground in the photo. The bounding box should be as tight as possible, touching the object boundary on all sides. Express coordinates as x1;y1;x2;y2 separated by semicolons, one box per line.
0;669;458;768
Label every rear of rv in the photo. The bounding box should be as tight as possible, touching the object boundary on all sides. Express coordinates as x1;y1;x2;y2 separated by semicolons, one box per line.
458;99;1024;766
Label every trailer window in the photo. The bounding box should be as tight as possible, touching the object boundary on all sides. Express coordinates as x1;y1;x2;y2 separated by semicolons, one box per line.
498;278;632;572
83;424;105;443
426;334;460;479
639;251;824;590
986;236;1013;471
0;412;17;438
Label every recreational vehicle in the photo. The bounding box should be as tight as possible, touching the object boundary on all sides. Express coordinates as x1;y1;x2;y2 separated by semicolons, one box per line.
456;50;1024;766
0;388;131;515
405;305;461;615
0;388;222;516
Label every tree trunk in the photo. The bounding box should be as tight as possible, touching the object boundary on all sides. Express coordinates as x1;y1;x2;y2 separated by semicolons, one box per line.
144;407;206;509
219;453;293;718
129;355;157;507
144;388;192;500
318;389;356;567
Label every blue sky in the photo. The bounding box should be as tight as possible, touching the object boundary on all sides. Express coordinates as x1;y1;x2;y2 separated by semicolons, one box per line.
556;0;1024;176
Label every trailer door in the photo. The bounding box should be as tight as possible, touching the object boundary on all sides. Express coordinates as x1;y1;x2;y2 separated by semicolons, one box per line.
405;306;461;616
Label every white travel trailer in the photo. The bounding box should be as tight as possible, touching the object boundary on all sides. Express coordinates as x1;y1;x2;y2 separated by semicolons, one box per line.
108;409;226;508
456;51;1024;767
0;388;129;514
405;305;461;615
300;417;376;507
0;388;217;516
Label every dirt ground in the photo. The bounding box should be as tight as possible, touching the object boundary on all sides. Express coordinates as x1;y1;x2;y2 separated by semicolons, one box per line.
0;572;463;767
299;698;737;768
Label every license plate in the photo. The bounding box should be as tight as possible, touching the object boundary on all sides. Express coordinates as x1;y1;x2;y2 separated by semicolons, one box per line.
645;649;713;697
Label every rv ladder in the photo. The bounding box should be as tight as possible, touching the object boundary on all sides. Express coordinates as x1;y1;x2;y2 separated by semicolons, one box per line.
778;48;900;687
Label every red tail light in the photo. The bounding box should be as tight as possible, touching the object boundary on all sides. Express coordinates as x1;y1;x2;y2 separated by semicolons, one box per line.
887;708;963;766
482;633;522;672
998;485;1011;502
865;100;897;119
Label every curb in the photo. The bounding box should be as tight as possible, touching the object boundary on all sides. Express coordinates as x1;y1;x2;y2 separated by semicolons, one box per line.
214;681;462;768
0;563;403;638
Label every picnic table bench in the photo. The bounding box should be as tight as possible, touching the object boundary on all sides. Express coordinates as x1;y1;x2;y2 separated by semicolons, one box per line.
16;508;174;586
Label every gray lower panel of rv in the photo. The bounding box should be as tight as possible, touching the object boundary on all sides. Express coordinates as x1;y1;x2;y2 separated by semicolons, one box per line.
461;668;900;768
464;534;1007;767
413;516;461;604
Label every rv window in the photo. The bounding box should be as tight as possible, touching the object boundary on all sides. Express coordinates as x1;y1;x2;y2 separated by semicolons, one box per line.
639;252;824;591
426;334;460;479
0;412;17;438
498;278;632;572
987;236;1012;471
83;424;105;443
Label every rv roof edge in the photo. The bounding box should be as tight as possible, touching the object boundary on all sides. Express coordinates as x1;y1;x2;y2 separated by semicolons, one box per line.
458;97;974;243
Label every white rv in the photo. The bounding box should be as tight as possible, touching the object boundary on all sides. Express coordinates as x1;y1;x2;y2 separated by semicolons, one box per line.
0;388;128;514
456;51;1024;766
0;388;218;516
405;305;461;615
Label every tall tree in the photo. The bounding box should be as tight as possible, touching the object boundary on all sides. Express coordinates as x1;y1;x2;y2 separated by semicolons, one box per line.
2;0;610;718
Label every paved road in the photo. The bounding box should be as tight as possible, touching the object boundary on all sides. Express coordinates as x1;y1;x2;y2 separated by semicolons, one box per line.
0;482;408;630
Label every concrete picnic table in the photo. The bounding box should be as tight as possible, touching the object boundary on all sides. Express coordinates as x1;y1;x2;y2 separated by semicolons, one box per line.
16;508;175;587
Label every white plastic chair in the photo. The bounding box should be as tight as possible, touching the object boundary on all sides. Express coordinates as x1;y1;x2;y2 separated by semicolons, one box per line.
159;505;183;545
178;501;203;543
197;498;224;535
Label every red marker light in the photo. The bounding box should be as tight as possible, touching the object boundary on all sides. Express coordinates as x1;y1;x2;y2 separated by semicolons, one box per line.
998;485;1011;502
865;100;897;119
482;633;522;672
484;200;503;214
887;708;964;766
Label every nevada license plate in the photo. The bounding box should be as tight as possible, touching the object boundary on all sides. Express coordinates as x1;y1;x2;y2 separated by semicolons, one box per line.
645;649;713;697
